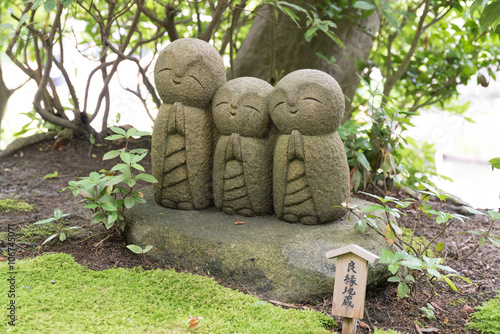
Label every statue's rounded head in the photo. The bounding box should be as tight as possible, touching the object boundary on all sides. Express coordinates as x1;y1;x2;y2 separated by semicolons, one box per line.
269;69;344;135
154;38;226;109
213;77;273;138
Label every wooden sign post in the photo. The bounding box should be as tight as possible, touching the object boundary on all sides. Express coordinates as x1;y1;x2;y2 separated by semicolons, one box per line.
325;244;379;334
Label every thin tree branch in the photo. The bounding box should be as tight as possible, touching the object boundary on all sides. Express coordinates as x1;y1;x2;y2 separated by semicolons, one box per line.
104;38;161;109
32;3;82;133
199;0;230;41
383;0;430;96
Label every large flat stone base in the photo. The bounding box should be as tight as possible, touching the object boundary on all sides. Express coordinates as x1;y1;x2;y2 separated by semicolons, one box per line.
124;187;392;303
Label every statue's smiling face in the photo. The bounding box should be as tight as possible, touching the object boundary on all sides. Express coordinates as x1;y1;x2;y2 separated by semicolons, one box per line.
213;78;272;138
269;70;344;136
155;53;210;108
154;39;226;109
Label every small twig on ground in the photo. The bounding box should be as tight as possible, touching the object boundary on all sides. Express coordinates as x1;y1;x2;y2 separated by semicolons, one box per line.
268;300;309;310
93;233;112;247
76;231;110;244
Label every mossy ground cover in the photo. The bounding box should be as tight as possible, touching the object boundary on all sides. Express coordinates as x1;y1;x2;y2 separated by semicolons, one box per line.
0;253;335;333
0;199;34;212
468;293;500;333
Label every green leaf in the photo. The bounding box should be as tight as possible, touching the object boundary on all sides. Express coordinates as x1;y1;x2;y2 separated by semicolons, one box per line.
34;218;56;225
354;151;371;171
44;0;57;13
435;242;445;252
54;208;64;220
43;171;58;179
464;207;487;216
143;245;153;253
91;212;105;225
324;31;346;49
124;197;135;209
106;174;129;186
480;1;500;33
105;212;118;229
109;126;126;136
59;232;66;241
387;276;401;282
103;150;122;160
101;202;118;212
42;234;59;245
133;131;151;137
131;164;145;172
105;134;124;141
126;244;143;254
120;152;133;164
32;0;44;10
479;237;487;246
134;173;158;183
353;1;376;10
488;236;500;247
383;9;400;34
129;148;148;155
18;13;28;28
489;157;500;170
397;282;408;298
442;275;457;292
304;27;317;42
361;204;385;212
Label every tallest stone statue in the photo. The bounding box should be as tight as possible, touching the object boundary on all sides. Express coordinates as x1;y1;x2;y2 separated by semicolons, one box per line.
152;38;226;210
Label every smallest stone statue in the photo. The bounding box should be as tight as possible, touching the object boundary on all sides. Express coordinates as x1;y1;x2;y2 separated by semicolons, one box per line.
212;77;274;216
269;69;350;224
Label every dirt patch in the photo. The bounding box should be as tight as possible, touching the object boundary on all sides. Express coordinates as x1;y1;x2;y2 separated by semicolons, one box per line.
1;136;498;333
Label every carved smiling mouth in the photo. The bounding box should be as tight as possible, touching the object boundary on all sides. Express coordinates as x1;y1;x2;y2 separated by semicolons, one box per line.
230;110;237;116
290;109;298;114
173;79;181;85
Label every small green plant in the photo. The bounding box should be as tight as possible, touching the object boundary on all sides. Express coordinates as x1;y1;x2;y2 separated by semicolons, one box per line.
420;303;436;320
66;127;157;233
342;183;470;304
33;208;80;245
126;244;153;254
460;207;500;260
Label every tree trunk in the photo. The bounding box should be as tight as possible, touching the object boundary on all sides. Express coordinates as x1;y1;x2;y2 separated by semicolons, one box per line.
230;2;381;123
0;64;13;142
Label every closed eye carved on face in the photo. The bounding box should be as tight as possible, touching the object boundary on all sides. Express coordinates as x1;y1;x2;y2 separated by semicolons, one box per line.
272;96;322;115
214;101;262;117
156;67;204;88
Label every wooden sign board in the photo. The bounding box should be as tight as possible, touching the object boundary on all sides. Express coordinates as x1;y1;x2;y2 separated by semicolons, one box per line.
325;244;379;328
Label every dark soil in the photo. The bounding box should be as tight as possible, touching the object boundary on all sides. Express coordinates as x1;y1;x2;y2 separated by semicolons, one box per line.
1;135;498;334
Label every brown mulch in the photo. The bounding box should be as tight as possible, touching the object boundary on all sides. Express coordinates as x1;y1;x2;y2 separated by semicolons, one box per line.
0;135;498;334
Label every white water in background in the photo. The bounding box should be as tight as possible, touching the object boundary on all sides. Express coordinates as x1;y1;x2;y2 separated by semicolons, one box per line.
407;76;500;209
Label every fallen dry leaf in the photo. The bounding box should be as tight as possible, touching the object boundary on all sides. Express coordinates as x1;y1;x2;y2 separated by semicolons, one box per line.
234;221;245;225
358;320;371;332
462;304;475;313
187;316;203;329
420;328;439;333
430;301;443;312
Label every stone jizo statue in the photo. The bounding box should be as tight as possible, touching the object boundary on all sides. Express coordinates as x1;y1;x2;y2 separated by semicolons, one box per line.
269;69;349;224
212;77;274;216
152;38;226;210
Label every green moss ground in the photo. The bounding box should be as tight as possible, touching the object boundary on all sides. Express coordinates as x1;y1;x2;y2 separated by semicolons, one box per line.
468;293;500;333
1;253;335;333
0;199;34;212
